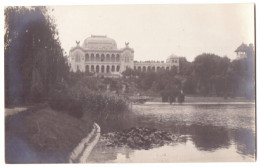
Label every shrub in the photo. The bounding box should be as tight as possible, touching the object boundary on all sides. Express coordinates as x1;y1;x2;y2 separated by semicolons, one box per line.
48;82;84;118
49;82;129;120
82;92;129;120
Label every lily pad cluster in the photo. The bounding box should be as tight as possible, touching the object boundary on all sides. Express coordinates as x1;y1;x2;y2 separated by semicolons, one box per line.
101;127;177;150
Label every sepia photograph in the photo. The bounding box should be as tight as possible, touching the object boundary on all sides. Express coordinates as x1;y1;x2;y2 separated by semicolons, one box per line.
4;2;256;164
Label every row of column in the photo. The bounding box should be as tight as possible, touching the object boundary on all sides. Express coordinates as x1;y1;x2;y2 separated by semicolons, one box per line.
85;64;120;73
85;53;120;62
134;66;171;72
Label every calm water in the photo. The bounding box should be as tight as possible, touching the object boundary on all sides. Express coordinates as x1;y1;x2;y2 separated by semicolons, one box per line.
88;102;255;162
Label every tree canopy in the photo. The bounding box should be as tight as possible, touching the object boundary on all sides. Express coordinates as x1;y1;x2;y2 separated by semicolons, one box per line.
5;7;69;106
121;52;254;100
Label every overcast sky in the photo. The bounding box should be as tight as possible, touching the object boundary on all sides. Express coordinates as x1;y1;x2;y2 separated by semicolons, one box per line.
50;4;254;62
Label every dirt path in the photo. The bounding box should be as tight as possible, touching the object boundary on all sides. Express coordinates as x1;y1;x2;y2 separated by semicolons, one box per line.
5;107;28;117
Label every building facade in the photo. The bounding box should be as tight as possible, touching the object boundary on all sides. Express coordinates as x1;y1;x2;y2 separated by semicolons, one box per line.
69;35;179;76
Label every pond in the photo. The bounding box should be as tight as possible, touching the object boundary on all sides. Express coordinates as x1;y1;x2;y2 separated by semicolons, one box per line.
87;102;255;162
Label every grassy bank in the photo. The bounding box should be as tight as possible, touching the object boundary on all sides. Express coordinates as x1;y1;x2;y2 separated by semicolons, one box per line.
5;105;93;163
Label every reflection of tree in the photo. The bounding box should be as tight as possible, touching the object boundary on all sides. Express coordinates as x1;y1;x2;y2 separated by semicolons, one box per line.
96;109;255;159
118;146;133;159
190;124;230;152
97;113;137;133
88;141;134;162
88;141;117;162
231;128;255;157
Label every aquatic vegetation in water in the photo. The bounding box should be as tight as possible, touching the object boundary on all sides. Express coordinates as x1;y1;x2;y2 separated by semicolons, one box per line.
100;127;178;150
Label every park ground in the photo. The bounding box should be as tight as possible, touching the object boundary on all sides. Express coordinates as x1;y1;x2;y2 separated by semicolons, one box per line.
5;104;93;163
4;95;254;163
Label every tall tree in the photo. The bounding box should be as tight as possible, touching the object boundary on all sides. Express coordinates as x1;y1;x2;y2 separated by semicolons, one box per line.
179;57;193;76
5;7;69;106
230;55;255;99
193;53;230;96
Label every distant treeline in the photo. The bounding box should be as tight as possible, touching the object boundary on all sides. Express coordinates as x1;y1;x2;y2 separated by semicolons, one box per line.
122;53;255;100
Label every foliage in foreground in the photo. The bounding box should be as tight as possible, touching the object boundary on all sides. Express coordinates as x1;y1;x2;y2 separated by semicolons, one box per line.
5;6;69;106
49;75;129;120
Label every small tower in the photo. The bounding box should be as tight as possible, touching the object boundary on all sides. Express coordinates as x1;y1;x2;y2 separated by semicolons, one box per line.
235;43;254;59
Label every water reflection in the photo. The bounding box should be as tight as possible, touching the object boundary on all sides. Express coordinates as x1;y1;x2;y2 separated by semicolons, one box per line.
190;124;230;152
232;128;255;157
88;141;134;163
88;103;255;162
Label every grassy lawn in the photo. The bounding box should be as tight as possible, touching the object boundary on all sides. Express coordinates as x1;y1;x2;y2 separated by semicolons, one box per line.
5;105;93;163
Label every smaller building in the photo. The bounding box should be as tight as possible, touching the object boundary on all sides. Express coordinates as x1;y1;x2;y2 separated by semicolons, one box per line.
133;54;179;72
235;43;254;59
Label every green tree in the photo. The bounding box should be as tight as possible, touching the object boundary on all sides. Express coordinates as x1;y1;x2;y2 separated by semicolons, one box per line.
193;53;230;96
230;55;255;99
5;7;69;106
179;57;193;75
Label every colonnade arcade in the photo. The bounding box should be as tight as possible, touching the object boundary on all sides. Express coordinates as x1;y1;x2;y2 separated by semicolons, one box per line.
85;64;120;73
84;53;120;62
133;65;172;72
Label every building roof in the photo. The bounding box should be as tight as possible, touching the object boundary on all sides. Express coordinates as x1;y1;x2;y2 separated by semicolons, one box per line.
235;43;249;52
82;35;117;50
167;54;179;59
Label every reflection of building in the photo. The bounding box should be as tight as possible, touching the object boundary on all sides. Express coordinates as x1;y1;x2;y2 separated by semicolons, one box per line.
235;43;254;59
69;35;179;76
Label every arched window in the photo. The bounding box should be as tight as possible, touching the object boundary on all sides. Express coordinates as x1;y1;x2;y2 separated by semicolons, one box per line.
101;65;105;73
91;54;95;61
96;65;99;73
106;66;110;73
111;65;115;72
106;54;110;62
138;66;141;71
116;65;120;72
116;54;120;62
111;54;115;62
85;65;89;72
101;54;105;62
91;65;95;72
85;54;89;61
96;54;100;61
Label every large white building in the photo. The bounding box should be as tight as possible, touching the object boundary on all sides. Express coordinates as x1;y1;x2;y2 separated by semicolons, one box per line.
69;35;179;76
